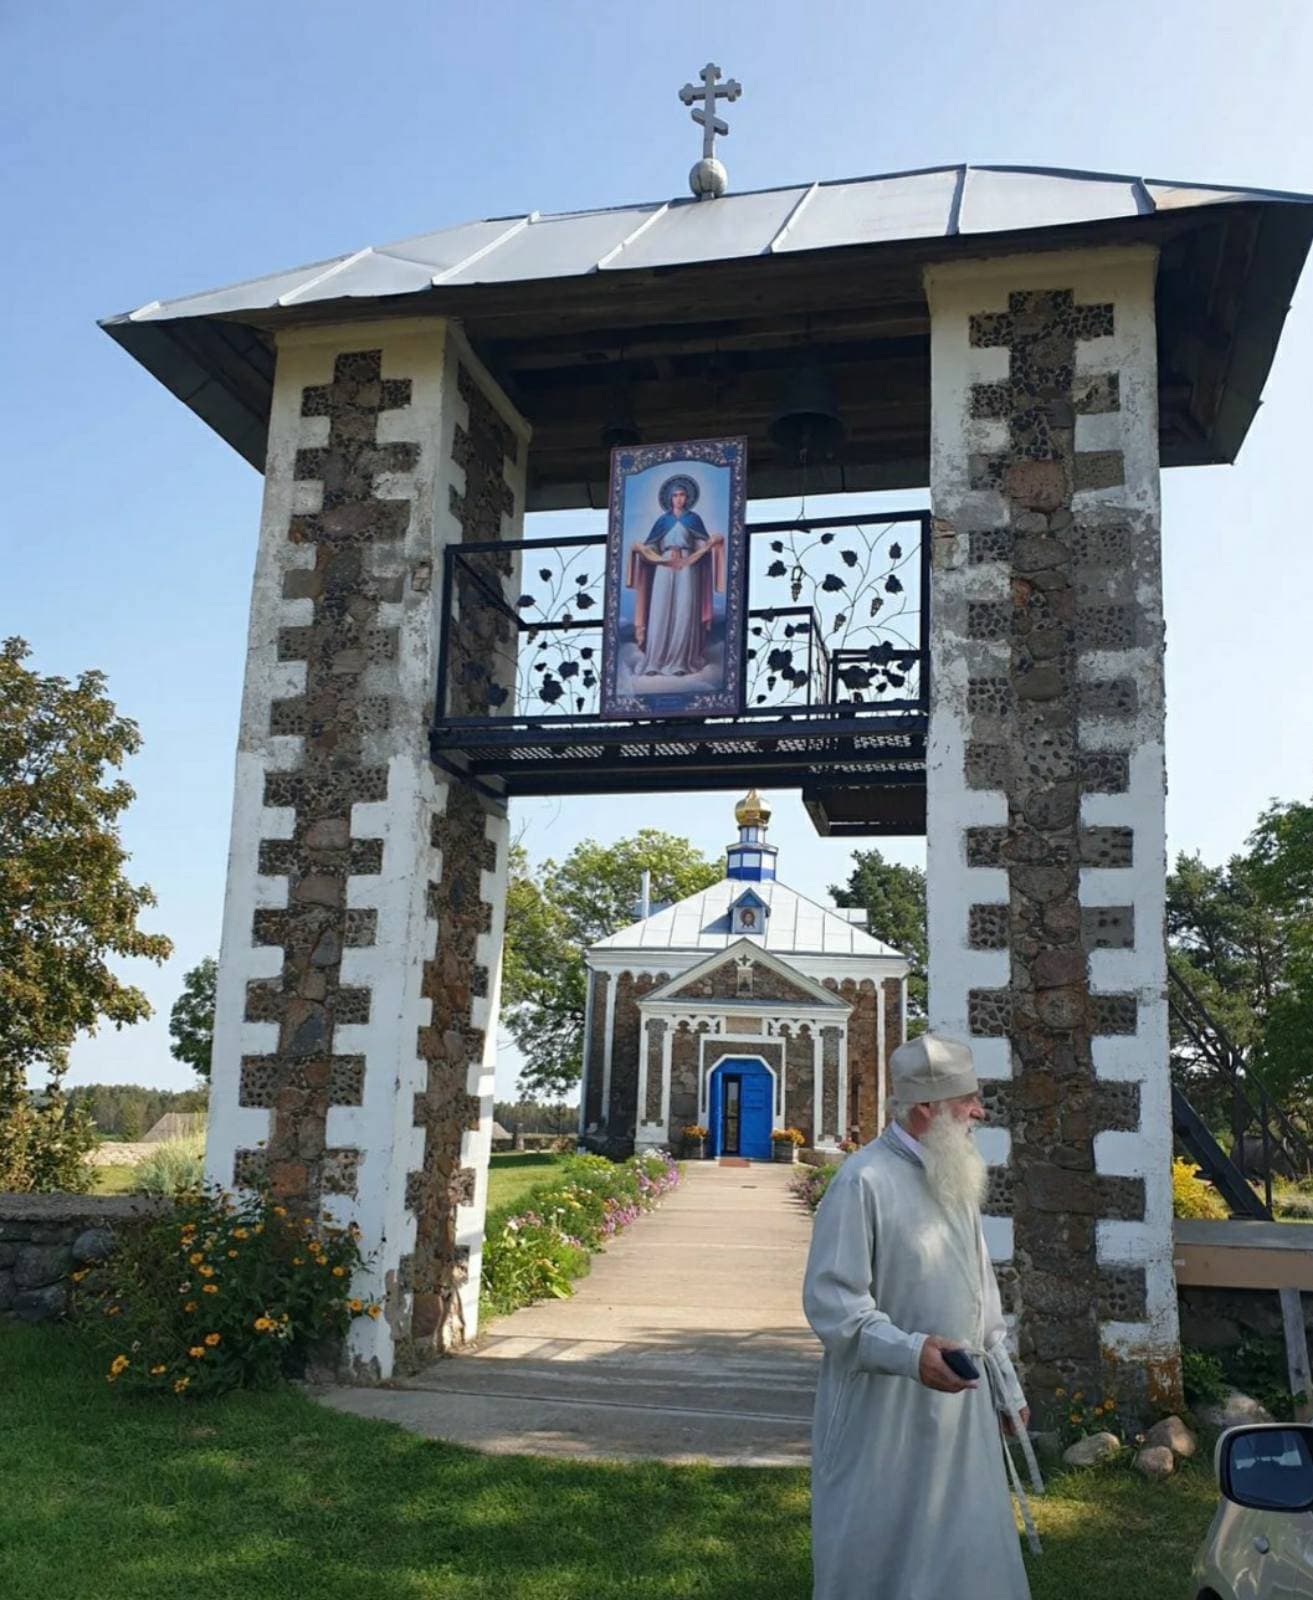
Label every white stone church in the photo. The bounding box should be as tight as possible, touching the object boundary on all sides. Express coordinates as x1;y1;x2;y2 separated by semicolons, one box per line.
579;793;910;1157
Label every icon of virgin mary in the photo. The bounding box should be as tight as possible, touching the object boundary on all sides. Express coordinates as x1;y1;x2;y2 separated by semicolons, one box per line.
625;474;726;677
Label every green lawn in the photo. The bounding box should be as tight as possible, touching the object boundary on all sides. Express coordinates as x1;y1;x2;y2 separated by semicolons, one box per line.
484;1151;571;1222
85;1150;565;1206
0;1323;1219;1600
89;1164;140;1195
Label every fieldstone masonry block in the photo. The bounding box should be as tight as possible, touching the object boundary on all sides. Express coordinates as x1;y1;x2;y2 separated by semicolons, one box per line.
206;324;528;1380
927;251;1179;1414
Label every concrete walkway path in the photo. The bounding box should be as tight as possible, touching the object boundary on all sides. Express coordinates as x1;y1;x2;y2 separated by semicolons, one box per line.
319;1159;820;1465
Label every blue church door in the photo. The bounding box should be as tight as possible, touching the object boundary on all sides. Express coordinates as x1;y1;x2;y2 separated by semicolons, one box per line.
709;1059;773;1160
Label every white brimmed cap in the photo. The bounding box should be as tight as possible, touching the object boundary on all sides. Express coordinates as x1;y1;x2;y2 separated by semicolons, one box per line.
890;1032;978;1105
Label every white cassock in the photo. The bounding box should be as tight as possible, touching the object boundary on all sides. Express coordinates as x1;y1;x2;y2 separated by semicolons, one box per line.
803;1124;1032;1600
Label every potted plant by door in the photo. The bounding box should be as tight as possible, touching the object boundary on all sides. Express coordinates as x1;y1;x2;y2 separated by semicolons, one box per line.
771;1127;805;1164
683;1125;709;1160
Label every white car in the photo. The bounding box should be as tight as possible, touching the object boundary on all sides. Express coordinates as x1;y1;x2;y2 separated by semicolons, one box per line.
1193;1423;1313;1598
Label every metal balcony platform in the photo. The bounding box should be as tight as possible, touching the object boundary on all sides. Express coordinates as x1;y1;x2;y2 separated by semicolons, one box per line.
430;510;930;834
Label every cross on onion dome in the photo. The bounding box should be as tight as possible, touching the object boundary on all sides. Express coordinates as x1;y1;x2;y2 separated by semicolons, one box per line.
678;63;742;200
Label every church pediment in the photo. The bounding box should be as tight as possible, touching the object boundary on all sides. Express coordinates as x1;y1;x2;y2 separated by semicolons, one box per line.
641;938;849;1009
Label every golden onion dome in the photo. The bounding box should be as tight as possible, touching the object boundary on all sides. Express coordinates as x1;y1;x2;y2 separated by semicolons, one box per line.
734;788;771;828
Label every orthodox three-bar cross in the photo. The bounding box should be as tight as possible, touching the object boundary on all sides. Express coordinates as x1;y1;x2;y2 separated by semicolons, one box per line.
679;63;742;159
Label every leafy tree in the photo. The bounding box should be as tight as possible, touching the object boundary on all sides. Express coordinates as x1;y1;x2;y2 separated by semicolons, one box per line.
502;831;722;1098
830;848;927;1027
169;957;217;1081
0;638;172;1190
493;1099;575;1135
67;1083;208;1139
1169;796;1313;1113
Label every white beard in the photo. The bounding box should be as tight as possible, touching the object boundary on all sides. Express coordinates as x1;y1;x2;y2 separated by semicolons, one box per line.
918;1111;987;1215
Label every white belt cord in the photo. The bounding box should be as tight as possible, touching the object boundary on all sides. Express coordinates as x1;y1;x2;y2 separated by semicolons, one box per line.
975;1343;1045;1556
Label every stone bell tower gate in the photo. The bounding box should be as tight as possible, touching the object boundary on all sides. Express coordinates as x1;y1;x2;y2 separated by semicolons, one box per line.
103;165;1312;1389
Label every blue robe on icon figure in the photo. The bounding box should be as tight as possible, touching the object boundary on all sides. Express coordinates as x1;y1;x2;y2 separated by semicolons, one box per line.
625;479;724;679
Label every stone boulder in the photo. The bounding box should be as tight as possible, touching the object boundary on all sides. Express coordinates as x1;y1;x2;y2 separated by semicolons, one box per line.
1135;1444;1176;1480
12;1284;67;1322
1062;1431;1122;1467
1197;1389;1275;1430
13;1244;72;1290
71;1227;115;1265
1145;1415;1197;1459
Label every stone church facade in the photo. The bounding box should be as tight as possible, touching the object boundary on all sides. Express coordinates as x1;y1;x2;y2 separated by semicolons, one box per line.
580;794;910;1156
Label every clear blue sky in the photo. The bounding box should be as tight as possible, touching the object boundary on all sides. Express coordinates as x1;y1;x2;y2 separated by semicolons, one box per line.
4;0;1311;1097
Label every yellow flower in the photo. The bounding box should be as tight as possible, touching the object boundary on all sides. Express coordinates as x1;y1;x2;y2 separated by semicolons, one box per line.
253;1315;275;1333
347;1298;363;1313
202;1284;219;1296
173;1377;190;1395
332;1266;346;1278
273;1205;287;1217
106;1305;121;1317
109;1354;130;1376
1055;1388;1066;1399
150;1364;167;1376
367;1304;382;1320
232;1228;249;1240
1069;1412;1080;1424
227;1250;239;1259
188;1251;204;1265
292;1257;304;1266
197;1264;215;1278
253;1224;264;1235
188;1346;206;1359
183;1299;198;1312
204;1332;221;1347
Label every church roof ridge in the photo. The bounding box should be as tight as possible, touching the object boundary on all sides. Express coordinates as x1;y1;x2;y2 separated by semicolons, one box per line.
589;874;905;961
104;162;1313;334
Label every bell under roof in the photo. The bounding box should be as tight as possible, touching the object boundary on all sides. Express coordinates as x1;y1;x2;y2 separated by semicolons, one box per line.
100;162;1313;509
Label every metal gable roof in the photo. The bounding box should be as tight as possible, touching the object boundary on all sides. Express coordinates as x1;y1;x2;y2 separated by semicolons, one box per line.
589;876;905;961
100;163;1313;503
104;166;1309;320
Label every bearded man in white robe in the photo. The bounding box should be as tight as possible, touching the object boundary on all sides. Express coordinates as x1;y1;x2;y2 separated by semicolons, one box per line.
803;1033;1036;1600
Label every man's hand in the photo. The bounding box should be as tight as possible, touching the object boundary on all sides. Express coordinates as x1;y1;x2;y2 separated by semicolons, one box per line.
917;1335;979;1394
1002;1406;1031;1436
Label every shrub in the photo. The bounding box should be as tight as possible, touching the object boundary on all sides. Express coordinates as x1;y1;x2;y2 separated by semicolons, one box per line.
1172;1157;1228;1219
1052;1387;1128;1450
79;1186;376;1398
790;1161;838;1212
0;1092;95;1194
481;1152;678;1318
771;1127;806;1146
135;1133;205;1195
1181;1345;1227;1408
1272;1177;1313;1221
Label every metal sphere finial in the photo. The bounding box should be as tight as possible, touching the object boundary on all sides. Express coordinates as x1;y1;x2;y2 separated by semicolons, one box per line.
678;64;741;200
689;158;729;200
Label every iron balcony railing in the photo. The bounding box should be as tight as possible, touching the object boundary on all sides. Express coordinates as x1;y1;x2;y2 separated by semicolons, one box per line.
434;509;927;723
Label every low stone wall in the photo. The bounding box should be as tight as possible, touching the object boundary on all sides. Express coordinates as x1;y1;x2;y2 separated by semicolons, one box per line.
1179;1284;1313;1349
800;1147;847;1169
0;1193;168;1323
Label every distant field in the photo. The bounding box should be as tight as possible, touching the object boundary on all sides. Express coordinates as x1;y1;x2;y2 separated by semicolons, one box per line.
89;1165;140;1195
85;1149;572;1208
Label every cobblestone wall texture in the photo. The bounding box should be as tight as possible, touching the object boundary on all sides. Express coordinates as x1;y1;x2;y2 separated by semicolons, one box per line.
0;1195;167;1323
926;252;1178;1416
